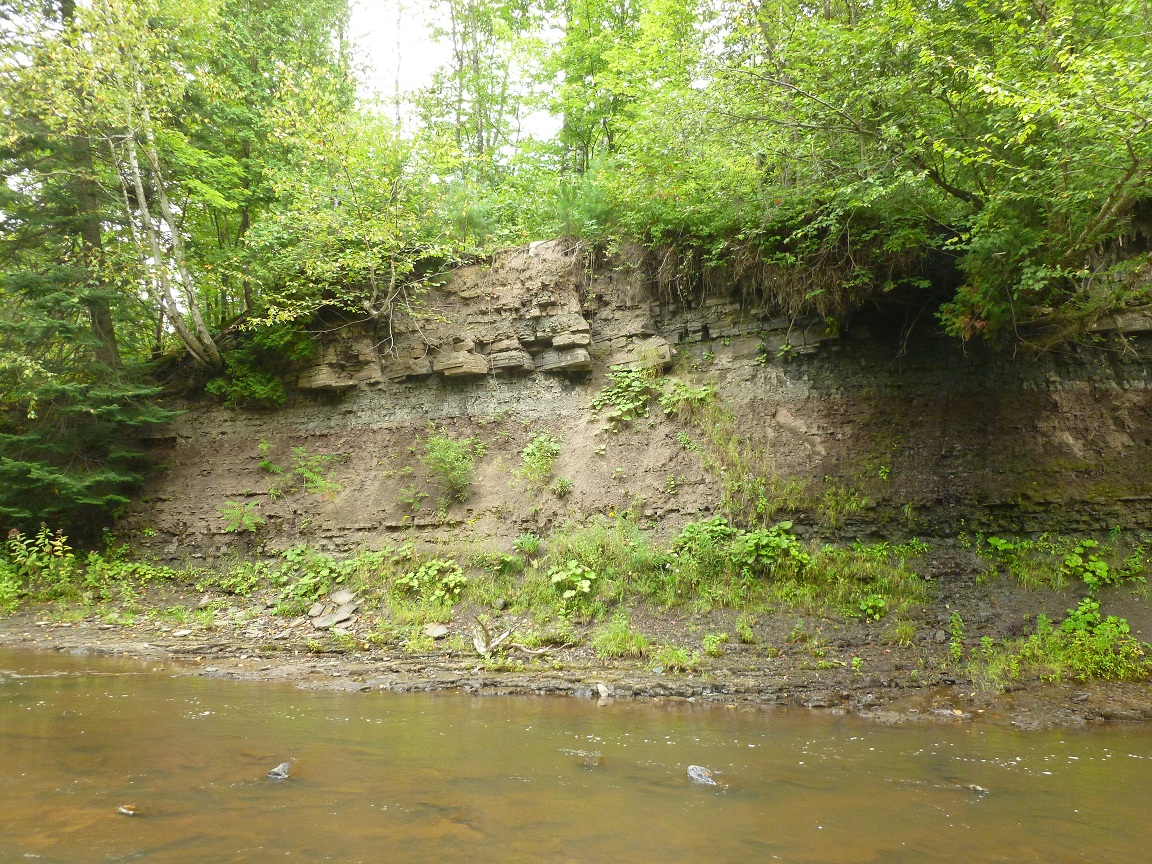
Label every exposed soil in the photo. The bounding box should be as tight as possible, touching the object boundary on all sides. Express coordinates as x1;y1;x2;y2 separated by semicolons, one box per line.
5;549;1151;731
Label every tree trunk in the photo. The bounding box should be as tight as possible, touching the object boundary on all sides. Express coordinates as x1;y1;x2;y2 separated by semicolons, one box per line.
122;129;215;366
139;103;222;366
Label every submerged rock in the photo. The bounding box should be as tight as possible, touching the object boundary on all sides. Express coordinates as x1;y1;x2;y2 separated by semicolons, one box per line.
267;762;292;780
687;765;716;785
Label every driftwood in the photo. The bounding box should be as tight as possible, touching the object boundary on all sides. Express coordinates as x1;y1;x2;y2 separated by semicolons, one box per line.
472;616;550;657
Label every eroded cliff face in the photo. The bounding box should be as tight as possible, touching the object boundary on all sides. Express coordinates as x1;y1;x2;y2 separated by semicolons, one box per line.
124;241;1152;563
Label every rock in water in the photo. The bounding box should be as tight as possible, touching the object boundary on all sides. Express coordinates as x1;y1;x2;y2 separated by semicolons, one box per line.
687;765;717;785
267;762;292;780
117;804;138;816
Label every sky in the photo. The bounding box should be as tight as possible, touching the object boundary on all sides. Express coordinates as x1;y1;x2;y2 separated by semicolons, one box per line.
348;0;449;119
347;0;561;138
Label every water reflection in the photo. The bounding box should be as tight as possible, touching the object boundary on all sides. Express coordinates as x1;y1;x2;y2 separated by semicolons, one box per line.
1;649;1149;863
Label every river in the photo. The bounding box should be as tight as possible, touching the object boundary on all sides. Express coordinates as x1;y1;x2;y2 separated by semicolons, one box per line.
1;649;1149;862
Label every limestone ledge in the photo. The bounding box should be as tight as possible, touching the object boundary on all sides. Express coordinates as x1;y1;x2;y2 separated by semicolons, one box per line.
295;241;838;391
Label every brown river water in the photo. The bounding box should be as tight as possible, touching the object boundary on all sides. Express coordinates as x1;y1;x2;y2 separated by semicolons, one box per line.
1;649;1150;863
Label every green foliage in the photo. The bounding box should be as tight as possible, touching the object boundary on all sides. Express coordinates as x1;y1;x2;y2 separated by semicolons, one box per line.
975;600;1152;683
0;377;175;537
591;367;662;428
662;385;807;526
218;501;264;533
205;324;315;408
702;631;729;657
519;433;561;486
730;522;811;578
394;559;467;605
818;484;869;529
80;548;175;597
858;595;887;622
272;544;351;615
549;559;597;599
981;534;1147;591
550;477;574;498
735;616;757;644
657;379;713;417
651;644;700;673
195;560;270;596
1061;539;1120;591
258;440;285;475
291;447;340;496
5;526;76;585
420;432;486;503
591;611;650;658
0;559;20;611
514;533;541;557
949;612;966;662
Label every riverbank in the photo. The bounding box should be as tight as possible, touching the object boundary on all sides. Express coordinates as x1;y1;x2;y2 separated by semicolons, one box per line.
5;550;1151;731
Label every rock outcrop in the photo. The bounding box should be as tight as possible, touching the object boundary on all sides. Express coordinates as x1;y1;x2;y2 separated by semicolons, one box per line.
126;239;1152;562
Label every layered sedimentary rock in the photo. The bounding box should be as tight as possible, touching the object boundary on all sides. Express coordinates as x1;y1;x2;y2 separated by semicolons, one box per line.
125;240;1152;561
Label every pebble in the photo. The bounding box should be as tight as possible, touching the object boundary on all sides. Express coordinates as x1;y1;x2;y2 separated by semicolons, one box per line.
117;805;138;816
494;598;508;611
267;762;292;780
172;629;193;638
423;623;449;640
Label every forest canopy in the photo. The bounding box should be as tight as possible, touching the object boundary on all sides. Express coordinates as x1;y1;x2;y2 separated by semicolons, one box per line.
2;0;1151;529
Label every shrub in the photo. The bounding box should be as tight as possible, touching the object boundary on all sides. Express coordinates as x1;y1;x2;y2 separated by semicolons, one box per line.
591;367;662;428
702;632;730;656
291;447;340;496
858;594;887;621
6;525;76;585
394;559;467;605
652;644;700;673
420;432;486;502
0;560;21;611
519;433;561;485
514;533;541;557
551;477;574;498
730;522;811;578
219;501;264;533
548;559;597;610
272;545;351;615
735;616;758;644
